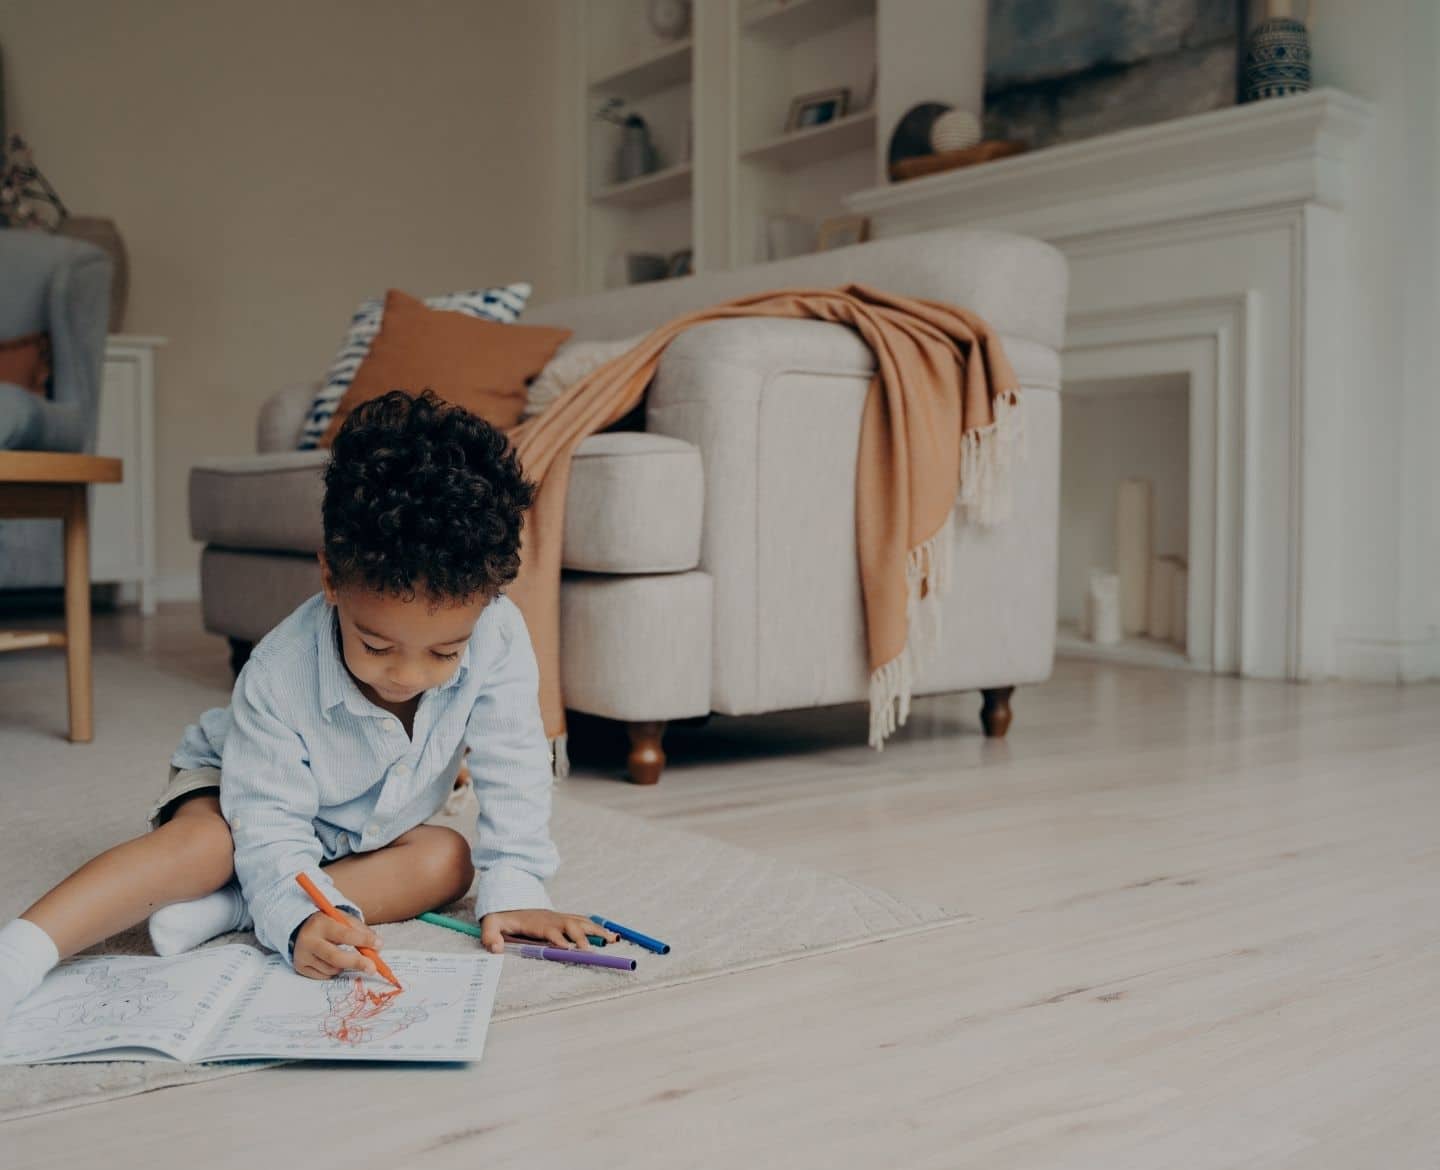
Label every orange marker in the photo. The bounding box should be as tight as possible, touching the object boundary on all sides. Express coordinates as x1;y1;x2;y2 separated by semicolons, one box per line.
295;872;402;991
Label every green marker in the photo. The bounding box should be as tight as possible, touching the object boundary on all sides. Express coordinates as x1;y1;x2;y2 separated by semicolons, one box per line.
418;910;606;947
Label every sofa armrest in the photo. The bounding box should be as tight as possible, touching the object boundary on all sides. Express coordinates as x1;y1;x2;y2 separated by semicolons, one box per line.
257;382;319;453
644;317;875;714
652;317;874;395
644;314;1059;717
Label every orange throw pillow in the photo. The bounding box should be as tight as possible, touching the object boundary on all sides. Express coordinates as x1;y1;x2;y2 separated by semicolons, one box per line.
320;289;570;446
0;332;53;396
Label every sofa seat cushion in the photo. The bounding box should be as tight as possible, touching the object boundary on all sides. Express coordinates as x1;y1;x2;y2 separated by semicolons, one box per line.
190;451;328;555
562;432;703;573
190;431;704;573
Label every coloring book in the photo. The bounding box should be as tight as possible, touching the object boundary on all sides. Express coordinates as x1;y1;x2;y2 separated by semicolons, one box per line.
0;946;501;1065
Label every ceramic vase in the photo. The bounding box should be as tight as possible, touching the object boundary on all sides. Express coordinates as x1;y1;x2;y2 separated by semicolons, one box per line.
616;115;659;183
1243;16;1311;102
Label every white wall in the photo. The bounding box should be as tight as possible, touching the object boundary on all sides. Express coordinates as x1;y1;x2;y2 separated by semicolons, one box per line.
1312;0;1440;678
0;0;581;588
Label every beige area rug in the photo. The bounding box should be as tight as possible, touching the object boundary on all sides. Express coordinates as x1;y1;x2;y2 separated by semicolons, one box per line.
0;648;966;1122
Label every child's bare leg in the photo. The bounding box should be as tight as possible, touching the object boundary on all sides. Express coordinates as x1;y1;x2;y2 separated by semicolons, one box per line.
323;825;474;925
21;795;234;959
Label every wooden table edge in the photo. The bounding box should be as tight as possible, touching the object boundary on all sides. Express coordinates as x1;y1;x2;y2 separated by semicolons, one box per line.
0;451;124;484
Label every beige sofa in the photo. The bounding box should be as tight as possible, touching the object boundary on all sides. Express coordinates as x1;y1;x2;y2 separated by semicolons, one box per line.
190;227;1067;782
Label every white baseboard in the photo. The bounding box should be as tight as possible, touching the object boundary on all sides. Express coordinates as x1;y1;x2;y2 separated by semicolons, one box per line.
152;571;201;604
1333;630;1440;683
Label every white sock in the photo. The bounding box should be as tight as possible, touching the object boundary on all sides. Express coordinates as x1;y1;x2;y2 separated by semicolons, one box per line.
148;881;251;957
0;918;60;1030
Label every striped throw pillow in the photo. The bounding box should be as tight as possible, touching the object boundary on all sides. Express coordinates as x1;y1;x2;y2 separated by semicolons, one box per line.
297;283;532;449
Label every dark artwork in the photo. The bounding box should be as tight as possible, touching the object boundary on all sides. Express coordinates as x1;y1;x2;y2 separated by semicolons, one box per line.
985;0;1243;148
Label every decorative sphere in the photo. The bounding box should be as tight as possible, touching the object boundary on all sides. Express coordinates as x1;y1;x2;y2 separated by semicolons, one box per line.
930;109;981;153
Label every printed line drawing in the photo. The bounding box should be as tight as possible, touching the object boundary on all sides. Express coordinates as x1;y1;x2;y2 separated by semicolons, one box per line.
9;964;197;1033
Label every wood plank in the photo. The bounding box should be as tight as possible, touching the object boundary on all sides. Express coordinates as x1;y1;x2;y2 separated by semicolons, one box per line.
0;630;65;652
0;451;122;485
5;630;1440;1167
890;139;1028;182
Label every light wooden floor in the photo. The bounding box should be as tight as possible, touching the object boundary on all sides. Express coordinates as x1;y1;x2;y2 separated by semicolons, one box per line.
8;605;1440;1169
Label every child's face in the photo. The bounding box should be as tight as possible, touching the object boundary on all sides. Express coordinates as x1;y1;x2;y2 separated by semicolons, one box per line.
321;560;487;707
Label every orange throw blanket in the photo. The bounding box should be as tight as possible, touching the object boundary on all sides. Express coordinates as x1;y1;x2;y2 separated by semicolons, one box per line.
506;285;1022;767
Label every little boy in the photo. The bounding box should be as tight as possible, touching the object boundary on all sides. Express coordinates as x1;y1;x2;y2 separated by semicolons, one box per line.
0;390;612;1025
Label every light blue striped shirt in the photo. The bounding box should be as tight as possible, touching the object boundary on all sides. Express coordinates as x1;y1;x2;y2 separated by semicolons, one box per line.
173;592;558;960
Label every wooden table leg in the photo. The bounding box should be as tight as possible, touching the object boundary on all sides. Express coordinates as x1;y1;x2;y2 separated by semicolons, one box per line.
63;484;93;742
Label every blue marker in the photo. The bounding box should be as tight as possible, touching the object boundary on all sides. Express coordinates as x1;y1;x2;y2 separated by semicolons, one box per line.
590;915;670;955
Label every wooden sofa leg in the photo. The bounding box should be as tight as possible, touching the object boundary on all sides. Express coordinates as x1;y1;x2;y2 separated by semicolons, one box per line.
625;721;667;785
228;638;254;679
980;687;1015;738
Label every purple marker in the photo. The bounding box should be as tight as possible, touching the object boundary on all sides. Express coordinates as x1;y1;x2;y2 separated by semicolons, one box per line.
506;944;636;972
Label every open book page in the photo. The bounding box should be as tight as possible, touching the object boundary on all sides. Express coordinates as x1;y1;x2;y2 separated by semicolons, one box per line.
0;946;261;1065
202;950;502;1062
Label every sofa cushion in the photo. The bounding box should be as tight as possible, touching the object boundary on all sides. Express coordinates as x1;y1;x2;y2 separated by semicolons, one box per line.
191;431;704;573
320;290;571;446
298;282;532;449
562;432;703;573
0;332;51;396
190;451;329;555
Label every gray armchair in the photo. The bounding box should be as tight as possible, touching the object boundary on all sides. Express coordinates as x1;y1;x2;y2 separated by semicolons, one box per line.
0;229;112;588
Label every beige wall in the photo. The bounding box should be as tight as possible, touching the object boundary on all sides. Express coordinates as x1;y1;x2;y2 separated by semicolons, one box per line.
0;0;581;585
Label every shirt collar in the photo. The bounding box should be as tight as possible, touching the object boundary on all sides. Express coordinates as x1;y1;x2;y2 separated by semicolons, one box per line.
316;603;362;719
317;600;472;720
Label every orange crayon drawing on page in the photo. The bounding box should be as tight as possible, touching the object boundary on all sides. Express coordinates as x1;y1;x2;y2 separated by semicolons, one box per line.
252;975;432;1049
324;980;404;1044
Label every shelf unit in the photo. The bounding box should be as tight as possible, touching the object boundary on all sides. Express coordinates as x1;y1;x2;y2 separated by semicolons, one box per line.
578;0;697;293
590;38;693;98
592;162;694;208
740;109;877;169
575;0;880;290
742;0;875;45
732;0;877;266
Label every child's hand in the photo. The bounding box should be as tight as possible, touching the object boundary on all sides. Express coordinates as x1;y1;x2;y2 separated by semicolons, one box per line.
293;911;382;980
478;910;618;953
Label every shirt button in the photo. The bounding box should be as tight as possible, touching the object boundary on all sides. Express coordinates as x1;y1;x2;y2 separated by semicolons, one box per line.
394;763;410;777
366;822;381;837
385;719;400;733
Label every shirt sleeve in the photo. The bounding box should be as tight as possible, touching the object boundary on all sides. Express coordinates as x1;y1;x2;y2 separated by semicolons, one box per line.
219;662;362;961
463;601;560;921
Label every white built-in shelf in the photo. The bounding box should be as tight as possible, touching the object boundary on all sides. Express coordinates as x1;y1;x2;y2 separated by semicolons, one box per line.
740;109;877;169
742;0;874;46
591;162;694;209
589;39;693;99
1055;623;1200;672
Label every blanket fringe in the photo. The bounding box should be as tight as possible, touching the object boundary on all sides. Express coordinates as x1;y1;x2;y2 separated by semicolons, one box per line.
550;733;570;780
868;390;1024;748
958;389;1024;527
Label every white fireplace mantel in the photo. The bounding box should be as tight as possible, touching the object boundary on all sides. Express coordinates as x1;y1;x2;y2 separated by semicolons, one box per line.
846;89;1372;243
848;90;1377;682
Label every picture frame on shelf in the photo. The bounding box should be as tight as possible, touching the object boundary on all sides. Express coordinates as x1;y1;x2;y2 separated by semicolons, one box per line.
667;248;694;278
816;214;869;251
785;87;850;133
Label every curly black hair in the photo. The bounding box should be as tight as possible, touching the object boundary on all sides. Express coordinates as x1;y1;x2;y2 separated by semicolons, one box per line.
322;390;535;602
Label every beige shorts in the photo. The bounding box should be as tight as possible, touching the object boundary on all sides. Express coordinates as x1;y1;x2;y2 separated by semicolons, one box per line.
147;766;222;830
